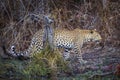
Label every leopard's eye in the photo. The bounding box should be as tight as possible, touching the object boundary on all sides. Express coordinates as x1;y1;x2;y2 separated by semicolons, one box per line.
90;30;93;34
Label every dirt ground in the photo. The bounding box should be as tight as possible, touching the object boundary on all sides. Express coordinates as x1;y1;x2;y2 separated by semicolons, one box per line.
59;42;120;79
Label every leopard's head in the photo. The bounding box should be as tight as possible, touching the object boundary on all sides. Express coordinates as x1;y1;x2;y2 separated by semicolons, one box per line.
87;29;102;42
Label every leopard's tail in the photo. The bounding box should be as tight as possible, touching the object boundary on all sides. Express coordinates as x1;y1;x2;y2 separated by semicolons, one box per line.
3;45;30;60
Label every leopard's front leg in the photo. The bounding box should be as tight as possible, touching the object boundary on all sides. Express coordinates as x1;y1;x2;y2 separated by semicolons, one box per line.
77;53;87;64
74;43;88;64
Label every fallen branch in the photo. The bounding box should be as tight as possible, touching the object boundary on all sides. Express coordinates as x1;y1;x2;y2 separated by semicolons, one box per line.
88;71;114;79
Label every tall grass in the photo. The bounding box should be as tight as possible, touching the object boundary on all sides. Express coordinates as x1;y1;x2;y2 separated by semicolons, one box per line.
0;0;119;49
0;0;119;80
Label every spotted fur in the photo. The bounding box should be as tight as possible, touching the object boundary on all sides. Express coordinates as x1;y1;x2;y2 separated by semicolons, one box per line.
9;28;102;62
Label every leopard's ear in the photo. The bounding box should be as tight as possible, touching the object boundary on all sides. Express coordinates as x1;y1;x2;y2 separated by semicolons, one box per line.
94;29;97;31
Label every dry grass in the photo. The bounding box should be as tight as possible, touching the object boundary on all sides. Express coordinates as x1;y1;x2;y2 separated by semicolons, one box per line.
0;0;119;50
0;1;120;80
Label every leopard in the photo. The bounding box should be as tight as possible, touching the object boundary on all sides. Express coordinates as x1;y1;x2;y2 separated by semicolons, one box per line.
8;28;102;63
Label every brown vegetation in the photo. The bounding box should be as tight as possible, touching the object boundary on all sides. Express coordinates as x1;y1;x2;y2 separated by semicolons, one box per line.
0;0;120;79
0;0;119;50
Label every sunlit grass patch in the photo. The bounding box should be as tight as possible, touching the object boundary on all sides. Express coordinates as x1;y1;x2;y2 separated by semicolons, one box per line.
23;45;69;79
